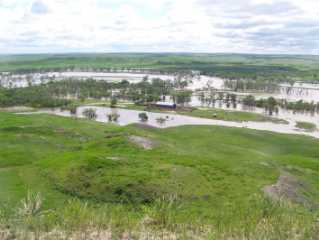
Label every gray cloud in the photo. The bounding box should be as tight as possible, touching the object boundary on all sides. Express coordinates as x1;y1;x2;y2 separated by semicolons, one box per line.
250;1;300;15
196;0;319;53
0;0;318;54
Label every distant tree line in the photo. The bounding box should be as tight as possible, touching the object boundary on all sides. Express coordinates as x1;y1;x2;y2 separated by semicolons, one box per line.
4;55;318;83
0;77;193;108
242;95;319;115
0;86;70;108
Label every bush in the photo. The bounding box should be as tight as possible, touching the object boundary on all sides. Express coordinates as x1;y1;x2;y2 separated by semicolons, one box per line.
107;113;120;122
83;108;97;120
138;112;148;122
110;97;117;108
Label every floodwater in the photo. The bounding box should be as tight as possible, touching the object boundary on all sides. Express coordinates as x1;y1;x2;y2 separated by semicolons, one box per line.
2;71;319;102
4;71;319;130
24;106;319;139
189;96;319;126
0;71;224;91
277;82;319;102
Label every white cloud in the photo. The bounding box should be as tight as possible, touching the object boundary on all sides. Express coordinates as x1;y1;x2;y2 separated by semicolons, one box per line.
0;0;318;54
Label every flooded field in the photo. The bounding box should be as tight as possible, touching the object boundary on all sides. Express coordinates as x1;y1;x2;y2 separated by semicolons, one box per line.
4;71;319;129
21;106;319;139
2;71;319;102
0;71;222;91
277;82;319;102
189;96;319;126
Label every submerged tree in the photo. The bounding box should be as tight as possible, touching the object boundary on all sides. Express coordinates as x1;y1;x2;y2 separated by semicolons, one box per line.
265;97;278;116
243;95;256;107
138;112;148;122
83;108;97;120
156;117;167;126
110;97;118;108
230;94;237;108
70;108;77;115
107;112;120;122
171;90;192;107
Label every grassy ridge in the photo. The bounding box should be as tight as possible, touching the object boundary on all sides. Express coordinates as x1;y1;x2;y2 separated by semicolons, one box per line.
1;112;319;238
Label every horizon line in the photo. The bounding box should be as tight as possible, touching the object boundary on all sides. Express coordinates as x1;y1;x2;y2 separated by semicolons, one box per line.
1;52;319;57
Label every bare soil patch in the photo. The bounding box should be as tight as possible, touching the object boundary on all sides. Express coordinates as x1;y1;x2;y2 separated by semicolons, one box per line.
263;172;314;208
129;135;156;150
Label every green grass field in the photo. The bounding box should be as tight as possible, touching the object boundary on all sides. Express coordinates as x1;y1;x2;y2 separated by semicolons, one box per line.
174;108;288;123
1;111;319;239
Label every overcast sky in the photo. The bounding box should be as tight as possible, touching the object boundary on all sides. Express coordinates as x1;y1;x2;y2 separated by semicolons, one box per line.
0;0;318;54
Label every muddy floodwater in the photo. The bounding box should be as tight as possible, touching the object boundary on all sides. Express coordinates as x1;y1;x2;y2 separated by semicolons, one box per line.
2;71;319;102
0;72;223;91
20;106;319;139
5;71;319;135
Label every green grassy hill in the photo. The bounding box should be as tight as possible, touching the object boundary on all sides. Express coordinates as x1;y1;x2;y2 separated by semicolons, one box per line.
1;112;319;238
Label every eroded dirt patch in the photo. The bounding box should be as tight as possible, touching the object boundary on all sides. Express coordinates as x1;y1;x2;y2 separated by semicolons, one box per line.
129;135;156;150
263;172;314;208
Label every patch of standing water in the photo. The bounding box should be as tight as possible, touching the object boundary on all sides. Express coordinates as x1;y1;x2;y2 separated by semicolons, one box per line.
22;106;319;139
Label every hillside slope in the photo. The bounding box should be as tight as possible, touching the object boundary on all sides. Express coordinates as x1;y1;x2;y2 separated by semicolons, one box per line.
1;112;319;239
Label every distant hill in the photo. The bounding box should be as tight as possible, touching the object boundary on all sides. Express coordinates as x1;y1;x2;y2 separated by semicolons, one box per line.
0;53;319;82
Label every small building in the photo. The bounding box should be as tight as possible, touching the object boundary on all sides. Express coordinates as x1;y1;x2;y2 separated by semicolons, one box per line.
153;101;176;109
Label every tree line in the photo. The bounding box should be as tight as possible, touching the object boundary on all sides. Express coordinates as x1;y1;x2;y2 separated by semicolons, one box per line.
242;95;319;115
0;77;193;108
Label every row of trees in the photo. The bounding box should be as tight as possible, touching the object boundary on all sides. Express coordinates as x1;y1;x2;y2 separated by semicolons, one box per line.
47;77;192;105
82;109;167;126
0;86;70;108
0;77;194;108
243;96;278;115
280;100;319;114
242;95;319;115
224;79;280;93
198;91;238;109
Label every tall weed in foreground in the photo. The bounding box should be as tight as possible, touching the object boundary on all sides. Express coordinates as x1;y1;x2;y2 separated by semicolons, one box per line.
212;194;318;240
142;194;181;228
14;191;46;240
1;193;319;239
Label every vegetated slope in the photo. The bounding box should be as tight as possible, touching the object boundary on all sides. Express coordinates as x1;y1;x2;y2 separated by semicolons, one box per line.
1;112;319;238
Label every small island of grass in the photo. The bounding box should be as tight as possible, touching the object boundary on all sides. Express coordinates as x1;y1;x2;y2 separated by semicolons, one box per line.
295;121;317;131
